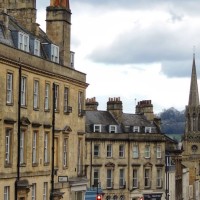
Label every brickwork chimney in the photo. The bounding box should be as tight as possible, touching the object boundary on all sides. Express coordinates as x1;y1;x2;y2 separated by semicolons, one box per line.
46;0;71;67
85;97;99;111
3;0;38;34
136;100;154;121
107;97;123;122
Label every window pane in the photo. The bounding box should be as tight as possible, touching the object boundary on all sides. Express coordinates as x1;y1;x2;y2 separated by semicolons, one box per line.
64;87;68;112
33;80;39;109
44;132;48;163
44;83;49;110
6;73;13;104
21;77;26;106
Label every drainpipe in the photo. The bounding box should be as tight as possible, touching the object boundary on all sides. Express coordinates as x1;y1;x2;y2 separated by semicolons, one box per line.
15;58;21;200
90;141;92;187
50;83;55;200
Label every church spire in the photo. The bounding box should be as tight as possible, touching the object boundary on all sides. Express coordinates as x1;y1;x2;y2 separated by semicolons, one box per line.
188;54;199;106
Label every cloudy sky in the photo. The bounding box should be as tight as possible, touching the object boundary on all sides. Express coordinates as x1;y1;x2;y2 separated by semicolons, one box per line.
36;0;200;113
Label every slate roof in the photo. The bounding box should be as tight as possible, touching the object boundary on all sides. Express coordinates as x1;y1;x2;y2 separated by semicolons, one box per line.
0;13;53;61
122;113;153;127
86;111;118;125
86;110;159;134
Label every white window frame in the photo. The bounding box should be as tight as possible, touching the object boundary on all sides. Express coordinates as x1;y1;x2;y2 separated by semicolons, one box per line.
156;168;162;187
44;132;48;163
4;186;10;200
33;80;39;109
156;145;162;158
94;144;100;157
24;34;29;52
6;73;13;104
21;76;26;106
133;169;138;188
94;124;101;133
43;182;48;200
133;126;140;133
51;44;59;63
145;127;151;133
54;85;59;111
5;129;11;164
18;32;29;52
20;131;25;164
144;145;150;158
32;131;37;164
19;32;23;50
63;138;68;167
70;51;75;68
64;87;69;112
34;39;40;56
109;125;117;133
133;145;139;158
93;168;100;187
107;144;112;158
78;91;83;115
119;168;125;188
44;83;50;110
119;144;125;158
32;183;36;200
107;169;113;188
144;168;151;188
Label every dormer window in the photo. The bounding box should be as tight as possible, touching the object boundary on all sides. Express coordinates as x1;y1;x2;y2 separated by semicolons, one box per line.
34;39;40;56
70;51;75;68
18;32;29;52
133;126;140;133
51;44;59;63
94;124;101;133
109;125;117;133
145;127;151;133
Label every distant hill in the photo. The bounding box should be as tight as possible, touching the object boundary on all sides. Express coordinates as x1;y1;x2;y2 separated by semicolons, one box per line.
157;107;185;135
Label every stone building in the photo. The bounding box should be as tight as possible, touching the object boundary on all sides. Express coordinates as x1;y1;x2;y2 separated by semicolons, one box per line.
85;97;166;200
182;55;200;200
0;0;88;200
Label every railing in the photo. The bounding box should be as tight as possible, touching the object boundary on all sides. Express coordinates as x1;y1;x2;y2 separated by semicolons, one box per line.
119;181;126;189
78;109;86;117
64;106;72;114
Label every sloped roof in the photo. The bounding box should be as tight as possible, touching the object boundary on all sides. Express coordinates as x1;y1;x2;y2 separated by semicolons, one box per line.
86;110;118;125
122;113;153;127
0;13;53;60
86;110;159;134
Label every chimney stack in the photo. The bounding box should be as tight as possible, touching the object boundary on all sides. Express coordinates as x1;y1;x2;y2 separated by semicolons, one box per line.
46;0;71;67
107;97;123;122
5;0;38;34
85;97;99;111
135;100;154;121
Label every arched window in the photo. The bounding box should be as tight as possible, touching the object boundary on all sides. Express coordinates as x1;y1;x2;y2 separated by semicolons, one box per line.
113;195;118;200
106;195;111;200
120;195;125;200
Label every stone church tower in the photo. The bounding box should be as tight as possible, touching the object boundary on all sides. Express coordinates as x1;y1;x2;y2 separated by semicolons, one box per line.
182;55;200;196
183;55;200;155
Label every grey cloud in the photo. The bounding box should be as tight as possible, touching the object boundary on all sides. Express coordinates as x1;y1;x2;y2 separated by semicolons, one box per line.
71;0;200;16
89;26;191;63
161;61;192;77
38;0;200;16
88;23;200;78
